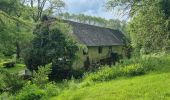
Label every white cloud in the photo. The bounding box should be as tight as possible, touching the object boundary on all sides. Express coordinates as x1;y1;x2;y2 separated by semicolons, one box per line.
63;0;127;20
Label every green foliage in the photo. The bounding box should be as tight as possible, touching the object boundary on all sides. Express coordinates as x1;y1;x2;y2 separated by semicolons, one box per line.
53;72;170;100
107;0;170;53
32;64;52;87
44;83;60;97
84;54;170;82
16;82;61;100
0;0;34;59
128;1;170;53
0;0;22;16
84;64;145;82
0;10;34;57
16;83;46;100
16;65;60;99
15;64;61;100
25;0;65;22
52;54;170;100
0;69;25;94
25;20;79;80
58;12;126;31
0;92;13;100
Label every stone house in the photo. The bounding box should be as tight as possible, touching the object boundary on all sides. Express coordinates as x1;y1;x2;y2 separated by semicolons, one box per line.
64;20;125;70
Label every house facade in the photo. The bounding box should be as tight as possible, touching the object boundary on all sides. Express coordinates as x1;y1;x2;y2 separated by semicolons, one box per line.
64;20;125;70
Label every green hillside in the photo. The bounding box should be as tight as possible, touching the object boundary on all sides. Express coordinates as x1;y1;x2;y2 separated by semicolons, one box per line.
51;54;170;100
52;72;170;100
0;0;170;99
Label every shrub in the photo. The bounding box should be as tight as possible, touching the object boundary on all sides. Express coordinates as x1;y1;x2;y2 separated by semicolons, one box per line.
0;69;25;94
84;66;121;82
16;83;46;100
140;54;170;72
0;92;14;100
84;63;145;82
32;64;52;88
122;64;145;76
83;54;170;82
44;83;60;97
67;77;79;90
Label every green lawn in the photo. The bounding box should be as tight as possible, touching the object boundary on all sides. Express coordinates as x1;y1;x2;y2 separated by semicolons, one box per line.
52;72;170;100
10;64;25;73
0;64;25;74
0;58;25;74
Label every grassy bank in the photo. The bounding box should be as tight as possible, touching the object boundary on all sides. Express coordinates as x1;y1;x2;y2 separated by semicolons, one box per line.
1;54;170;100
51;54;170;100
53;72;170;100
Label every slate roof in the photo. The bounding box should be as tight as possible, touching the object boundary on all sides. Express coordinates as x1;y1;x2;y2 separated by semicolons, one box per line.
64;20;125;46
46;17;125;46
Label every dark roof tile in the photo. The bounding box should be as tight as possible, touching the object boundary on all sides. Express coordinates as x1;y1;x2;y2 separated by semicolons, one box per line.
64;20;125;46
47;17;125;46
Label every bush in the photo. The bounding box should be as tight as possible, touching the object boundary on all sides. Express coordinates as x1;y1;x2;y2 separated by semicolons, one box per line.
32;64;52;88
84;64;145;82
16;82;61;99
16;64;61;99
140;54;170;72
0;69;25;94
16;83;46;100
84;54;170;82
0;92;14;100
122;64;145;76
44;83;60;97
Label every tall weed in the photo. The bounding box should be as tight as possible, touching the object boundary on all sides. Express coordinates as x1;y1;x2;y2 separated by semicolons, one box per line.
84;54;170;82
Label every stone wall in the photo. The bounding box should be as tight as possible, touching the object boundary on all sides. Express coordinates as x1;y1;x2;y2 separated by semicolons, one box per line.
72;45;123;69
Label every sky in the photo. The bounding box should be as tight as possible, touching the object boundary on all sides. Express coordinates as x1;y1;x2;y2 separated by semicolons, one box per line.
63;0;127;20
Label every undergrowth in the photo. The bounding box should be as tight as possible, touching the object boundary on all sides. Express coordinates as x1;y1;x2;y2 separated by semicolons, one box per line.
83;54;170;82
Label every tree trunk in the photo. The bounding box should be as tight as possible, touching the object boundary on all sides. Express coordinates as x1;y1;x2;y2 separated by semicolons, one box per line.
16;21;20;60
16;42;20;59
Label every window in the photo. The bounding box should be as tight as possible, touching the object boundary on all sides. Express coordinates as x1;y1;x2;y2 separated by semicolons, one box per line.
98;46;103;54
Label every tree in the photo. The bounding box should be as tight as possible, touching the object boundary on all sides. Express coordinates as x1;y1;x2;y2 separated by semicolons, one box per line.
0;10;33;57
106;0;143;17
46;0;65;16
24;17;79;80
25;0;65;22
58;12;126;31
106;0;170;53
0;0;34;59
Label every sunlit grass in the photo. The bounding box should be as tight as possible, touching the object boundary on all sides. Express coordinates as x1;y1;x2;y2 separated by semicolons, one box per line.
51;54;170;100
52;72;170;100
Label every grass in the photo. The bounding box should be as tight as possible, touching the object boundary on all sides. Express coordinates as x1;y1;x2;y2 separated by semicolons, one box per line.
0;64;25;74
0;60;25;80
1;53;170;100
7;64;25;73
51;54;170;100
52;72;170;100
0;57;26;74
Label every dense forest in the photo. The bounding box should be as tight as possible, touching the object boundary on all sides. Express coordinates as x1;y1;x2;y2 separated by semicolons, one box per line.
0;0;170;99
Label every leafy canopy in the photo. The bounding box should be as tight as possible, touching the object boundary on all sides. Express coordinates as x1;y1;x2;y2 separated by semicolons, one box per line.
106;0;170;53
24;18;79;80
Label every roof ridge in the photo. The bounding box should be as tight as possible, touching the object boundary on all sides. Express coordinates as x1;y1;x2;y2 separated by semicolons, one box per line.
47;17;125;46
61;19;119;31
